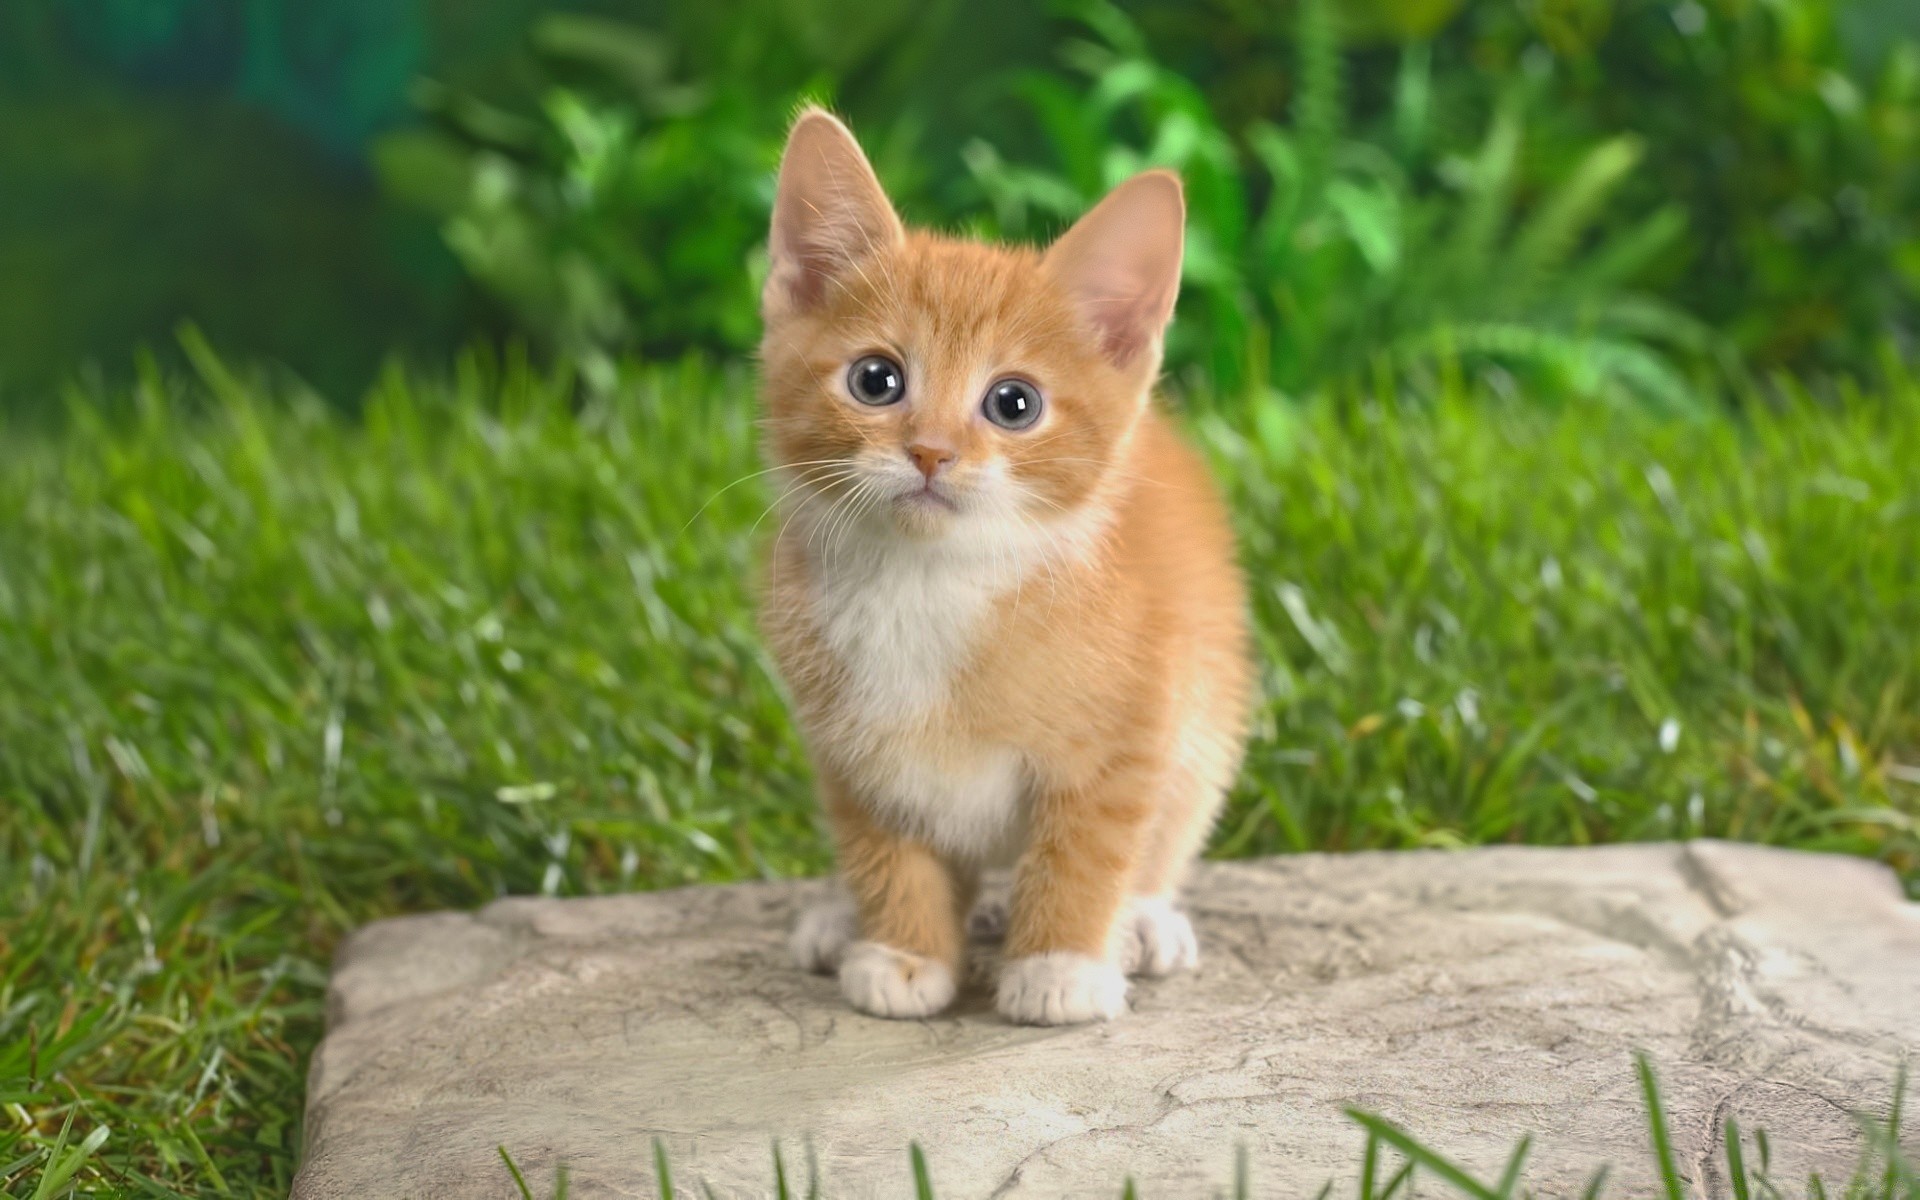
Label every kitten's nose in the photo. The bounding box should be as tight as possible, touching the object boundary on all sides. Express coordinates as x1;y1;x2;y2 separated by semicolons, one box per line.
906;443;957;481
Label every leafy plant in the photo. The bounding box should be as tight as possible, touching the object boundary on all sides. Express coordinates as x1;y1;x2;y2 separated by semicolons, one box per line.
368;0;1054;390
962;0;1706;408
374;16;800;389
372;0;1718;410
1425;0;1920;374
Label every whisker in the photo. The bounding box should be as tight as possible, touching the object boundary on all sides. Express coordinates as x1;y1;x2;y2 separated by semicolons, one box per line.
681;459;849;534
750;467;863;538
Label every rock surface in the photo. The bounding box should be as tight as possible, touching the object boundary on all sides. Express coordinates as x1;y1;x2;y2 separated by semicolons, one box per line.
293;842;1919;1199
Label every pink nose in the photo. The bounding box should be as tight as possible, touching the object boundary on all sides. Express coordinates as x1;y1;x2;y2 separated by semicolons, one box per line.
906;443;956;481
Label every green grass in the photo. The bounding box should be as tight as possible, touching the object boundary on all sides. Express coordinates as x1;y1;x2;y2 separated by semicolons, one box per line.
1;343;1917;1194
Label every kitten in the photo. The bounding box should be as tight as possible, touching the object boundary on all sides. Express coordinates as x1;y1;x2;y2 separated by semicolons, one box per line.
758;108;1252;1025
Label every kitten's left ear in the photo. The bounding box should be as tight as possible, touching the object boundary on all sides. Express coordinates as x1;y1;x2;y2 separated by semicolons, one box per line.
764;107;904;317
1042;170;1185;369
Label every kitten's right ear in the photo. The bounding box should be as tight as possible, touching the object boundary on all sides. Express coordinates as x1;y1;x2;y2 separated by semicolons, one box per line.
1042;170;1185;370
764;107;903;317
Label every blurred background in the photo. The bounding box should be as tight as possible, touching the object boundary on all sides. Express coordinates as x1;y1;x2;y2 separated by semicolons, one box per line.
4;0;1916;407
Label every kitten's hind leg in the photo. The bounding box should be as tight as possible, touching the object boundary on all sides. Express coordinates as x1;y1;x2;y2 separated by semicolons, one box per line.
790;890;857;974
1117;722;1236;978
1116;894;1199;977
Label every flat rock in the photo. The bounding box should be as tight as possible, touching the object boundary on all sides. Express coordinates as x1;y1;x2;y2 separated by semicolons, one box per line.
293;842;1919;1198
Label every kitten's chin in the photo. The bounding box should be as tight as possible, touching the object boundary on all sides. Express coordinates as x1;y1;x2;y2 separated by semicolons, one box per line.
888;486;962;537
894;495;967;537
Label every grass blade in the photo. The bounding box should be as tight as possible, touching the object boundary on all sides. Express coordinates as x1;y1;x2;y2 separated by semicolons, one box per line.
498;1146;535;1200
1345;1110;1501;1200
1380;1162;1416;1199
1882;1062;1908;1197
1580;1164;1609;1200
1494;1133;1531;1198
1724;1117;1751;1200
1636;1053;1685;1200
656;1137;676;1200
910;1142;934;1200
29;1119;109;1200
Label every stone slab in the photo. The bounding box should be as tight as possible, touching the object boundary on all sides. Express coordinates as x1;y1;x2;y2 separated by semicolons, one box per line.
292;842;1919;1198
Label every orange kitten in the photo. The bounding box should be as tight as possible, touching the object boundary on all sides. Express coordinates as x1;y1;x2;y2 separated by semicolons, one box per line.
758;108;1252;1025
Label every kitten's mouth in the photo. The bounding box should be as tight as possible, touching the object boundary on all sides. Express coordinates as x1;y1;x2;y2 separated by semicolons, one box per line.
898;482;958;512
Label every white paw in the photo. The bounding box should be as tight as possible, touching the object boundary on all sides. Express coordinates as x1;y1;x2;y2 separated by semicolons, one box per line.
838;941;957;1019
967;896;1009;941
790;897;857;974
996;953;1128;1025
1117;895;1199;978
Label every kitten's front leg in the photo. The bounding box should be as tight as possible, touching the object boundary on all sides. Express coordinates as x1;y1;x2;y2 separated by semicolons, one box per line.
997;762;1154;1025
815;773;968;1019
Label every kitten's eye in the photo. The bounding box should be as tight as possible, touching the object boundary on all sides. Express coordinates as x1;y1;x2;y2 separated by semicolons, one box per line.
847;356;905;406
983;379;1043;430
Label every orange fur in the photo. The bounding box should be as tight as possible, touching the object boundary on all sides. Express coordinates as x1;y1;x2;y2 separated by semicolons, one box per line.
759;108;1252;1025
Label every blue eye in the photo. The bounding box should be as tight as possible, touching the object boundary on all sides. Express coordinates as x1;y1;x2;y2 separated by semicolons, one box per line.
984;379;1042;429
848;356;905;405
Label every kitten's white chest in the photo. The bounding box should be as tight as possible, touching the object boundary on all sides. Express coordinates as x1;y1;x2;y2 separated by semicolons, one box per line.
812;539;997;724
807;538;1028;861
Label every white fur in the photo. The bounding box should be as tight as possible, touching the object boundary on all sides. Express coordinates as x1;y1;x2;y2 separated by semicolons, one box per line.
997;952;1128;1025
784;458;1109;862
1116;894;1199;977
790;896;858;974
799;457;1104;728
858;745;1027;863
811;527;1001;724
838;941;956;1019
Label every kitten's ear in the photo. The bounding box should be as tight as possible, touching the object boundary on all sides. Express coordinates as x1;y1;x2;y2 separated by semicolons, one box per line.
1042;170;1185;368
764;107;904;317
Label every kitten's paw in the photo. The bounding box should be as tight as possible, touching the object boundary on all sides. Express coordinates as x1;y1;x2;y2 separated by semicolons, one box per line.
967;896;1009;942
996;953;1128;1025
1117;895;1199;978
838;941;957;1019
790;897;857;974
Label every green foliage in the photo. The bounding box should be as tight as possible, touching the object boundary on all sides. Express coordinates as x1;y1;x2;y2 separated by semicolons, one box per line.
2;347;1917;1189
377;0;1710;408
3;0;1915;396
966;0;1705;407
1427;0;1920;373
376;15;797;387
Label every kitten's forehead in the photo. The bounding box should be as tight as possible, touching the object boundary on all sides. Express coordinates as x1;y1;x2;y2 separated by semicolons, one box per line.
854;235;1078;364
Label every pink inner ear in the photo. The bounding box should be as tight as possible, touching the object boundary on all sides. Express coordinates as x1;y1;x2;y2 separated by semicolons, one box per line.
778;237;843;312
1085;284;1172;367
1043;171;1185;369
772;191;893;309
765;111;902;316
1058;261;1178;368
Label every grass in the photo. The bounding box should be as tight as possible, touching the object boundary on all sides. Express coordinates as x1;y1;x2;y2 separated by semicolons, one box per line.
1;341;1917;1193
